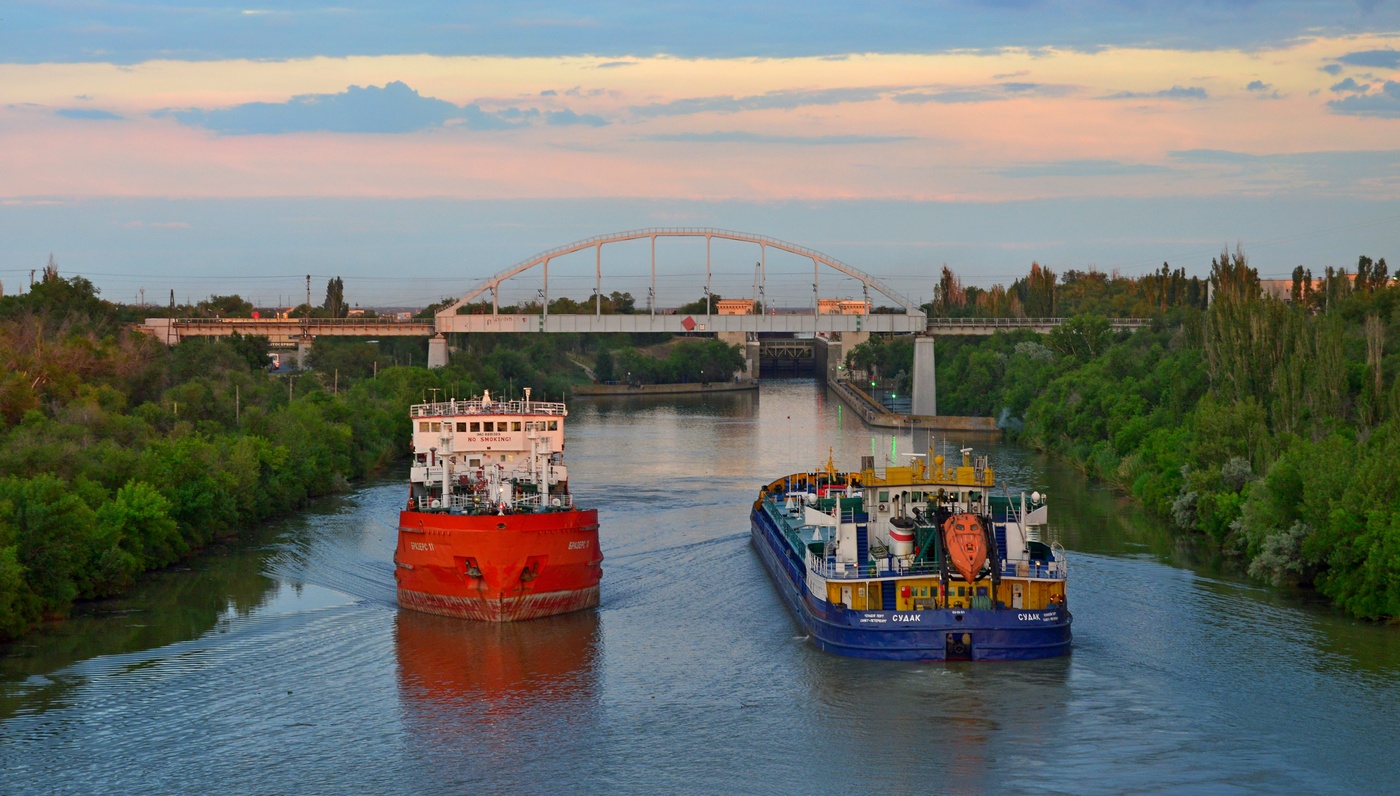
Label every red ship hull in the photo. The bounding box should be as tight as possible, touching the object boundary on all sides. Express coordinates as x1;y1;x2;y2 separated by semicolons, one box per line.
395;508;602;622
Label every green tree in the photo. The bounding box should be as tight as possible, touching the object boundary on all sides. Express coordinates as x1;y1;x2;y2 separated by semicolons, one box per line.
98;480;184;570
1046;314;1112;359
323;277;347;318
196;295;255;318
594;349;615;382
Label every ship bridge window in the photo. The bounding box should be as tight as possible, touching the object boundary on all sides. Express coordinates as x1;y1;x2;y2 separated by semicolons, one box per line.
470;422;480;432
431;422;441;432
418;421;429;432
483;422;494;432
456;422;467;433
512;421;522;431
549;421;559;431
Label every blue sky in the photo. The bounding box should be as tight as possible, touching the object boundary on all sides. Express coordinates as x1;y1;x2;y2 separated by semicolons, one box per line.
2;1;1399;307
7;1;1399;63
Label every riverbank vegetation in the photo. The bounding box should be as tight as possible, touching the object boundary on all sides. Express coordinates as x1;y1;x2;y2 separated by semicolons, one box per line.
853;252;1400;620
594;338;746;385
0;271;594;640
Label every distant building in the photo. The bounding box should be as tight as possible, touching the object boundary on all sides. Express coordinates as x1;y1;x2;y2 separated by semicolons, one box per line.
818;299;871;315
1259;280;1293;301
347;307;367;317
1259;275;1355;303
716;299;756;315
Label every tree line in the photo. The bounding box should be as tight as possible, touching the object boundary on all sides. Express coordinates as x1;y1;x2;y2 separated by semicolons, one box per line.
0;270;598;640
850;249;1400;619
925;261;1209;319
594;338;746;385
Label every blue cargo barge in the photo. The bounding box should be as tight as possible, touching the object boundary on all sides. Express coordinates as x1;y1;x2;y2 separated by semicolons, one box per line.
750;448;1071;661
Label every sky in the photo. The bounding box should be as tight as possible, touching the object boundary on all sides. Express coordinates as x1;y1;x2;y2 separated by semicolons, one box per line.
2;2;1399;309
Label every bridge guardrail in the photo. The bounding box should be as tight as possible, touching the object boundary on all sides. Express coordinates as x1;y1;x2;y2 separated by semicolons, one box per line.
926;317;1152;328
171;317;433;325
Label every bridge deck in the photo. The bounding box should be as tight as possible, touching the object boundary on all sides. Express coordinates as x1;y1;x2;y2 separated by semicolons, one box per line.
141;314;1152;342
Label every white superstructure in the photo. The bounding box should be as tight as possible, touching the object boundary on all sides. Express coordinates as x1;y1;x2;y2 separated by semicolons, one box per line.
408;388;573;512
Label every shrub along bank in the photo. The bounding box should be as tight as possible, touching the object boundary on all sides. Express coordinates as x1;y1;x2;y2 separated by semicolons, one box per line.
849;250;1400;619
0;275;590;640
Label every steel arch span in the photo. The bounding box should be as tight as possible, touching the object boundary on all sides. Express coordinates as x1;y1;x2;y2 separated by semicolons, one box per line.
437;227;925;321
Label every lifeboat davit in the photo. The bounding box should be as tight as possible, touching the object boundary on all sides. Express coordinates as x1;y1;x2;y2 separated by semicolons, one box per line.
943;513;988;584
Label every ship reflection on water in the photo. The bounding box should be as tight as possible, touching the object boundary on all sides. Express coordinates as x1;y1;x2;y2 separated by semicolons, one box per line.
394;608;602;763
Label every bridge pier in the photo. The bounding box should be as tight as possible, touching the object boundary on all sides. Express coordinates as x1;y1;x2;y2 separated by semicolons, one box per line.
812;332;868;384
296;338;312;370
427;334;450;369
717;331;759;379
912;336;936;416
814;335;839;384
745;340;761;379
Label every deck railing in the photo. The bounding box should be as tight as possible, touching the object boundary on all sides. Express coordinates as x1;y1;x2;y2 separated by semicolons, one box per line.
410;398;567;418
806;552;1066;581
410;492;573;513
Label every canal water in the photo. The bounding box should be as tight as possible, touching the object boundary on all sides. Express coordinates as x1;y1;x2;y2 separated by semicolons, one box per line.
3;380;1398;794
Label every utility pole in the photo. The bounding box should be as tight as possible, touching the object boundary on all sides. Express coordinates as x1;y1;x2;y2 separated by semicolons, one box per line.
303;274;311;357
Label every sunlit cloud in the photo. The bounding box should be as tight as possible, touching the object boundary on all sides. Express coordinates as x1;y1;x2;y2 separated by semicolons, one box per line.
3;38;1400;203
1169;148;1400;188
1328;81;1400;118
1102;85;1208;100
123;220;190;228
630;86;899;117
643;131;915;145
55;108;123;120
150;81;603;134
1336;49;1400;69
893;82;1077;103
546;108;609;126
1000;159;1173;178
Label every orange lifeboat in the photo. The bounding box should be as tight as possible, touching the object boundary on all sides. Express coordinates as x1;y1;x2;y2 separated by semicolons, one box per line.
943;513;988;584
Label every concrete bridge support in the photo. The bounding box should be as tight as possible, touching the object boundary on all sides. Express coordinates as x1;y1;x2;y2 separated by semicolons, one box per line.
812;332;869;384
912;336;936;416
717;331;759;379
427;334;450;369
745;340;761;379
814;335;840;384
295;339;312;370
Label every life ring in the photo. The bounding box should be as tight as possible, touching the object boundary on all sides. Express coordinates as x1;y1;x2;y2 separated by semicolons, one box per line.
406;499;415;510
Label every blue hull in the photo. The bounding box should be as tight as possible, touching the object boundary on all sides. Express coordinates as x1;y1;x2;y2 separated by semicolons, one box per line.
751;506;1072;661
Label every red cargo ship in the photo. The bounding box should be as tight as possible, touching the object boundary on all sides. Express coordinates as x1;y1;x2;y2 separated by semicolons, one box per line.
395;389;602;622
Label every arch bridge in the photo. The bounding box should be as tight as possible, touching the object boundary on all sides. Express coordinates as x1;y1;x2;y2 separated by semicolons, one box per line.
432;227;926;336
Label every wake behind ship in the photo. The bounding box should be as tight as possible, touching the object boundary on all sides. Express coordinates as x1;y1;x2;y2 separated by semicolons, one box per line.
751;447;1071;661
395;389;602;622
